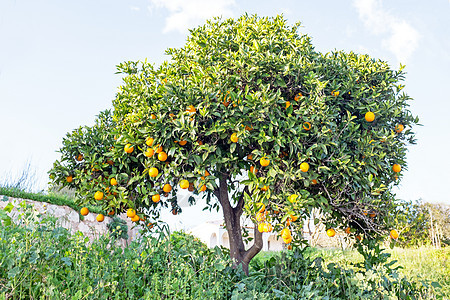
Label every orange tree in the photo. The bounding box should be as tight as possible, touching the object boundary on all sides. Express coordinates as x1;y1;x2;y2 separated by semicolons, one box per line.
49;15;418;273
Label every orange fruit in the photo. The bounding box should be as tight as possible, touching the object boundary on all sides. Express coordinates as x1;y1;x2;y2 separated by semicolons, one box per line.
283;236;292;244
150;114;156;120
250;166;258;174
158;152;168;161
257;223;265;233
144;148;155;157
76;154;83;161
110;178;118;186
66;175;73;183
108;210;115;216
395;124;404;133
204;170;210;177
179;140;187;146
356;235;362;241
390;229;399;239
107;160;114;165
94;191;104;201
124;144;134;154
96;214;105;222
245;125;253;131
294;92;303;101
285;101;291;109
80;207;89;216
172;209;178;215
288;194;298;203
155;145;163;153
146;137;154;146
127;209;136;218
186;105;196;113
131;214;140;222
331;90;339;97
311;179;318;185
300;162;309;172
365;112;375;122
247;154;253;160
230;133;238;143
188;182;195;192
392;164;401;173
345;227;351;234
267;223;273;232
149;167;159;178
302;122;311;131
326;228;336;237
287;245;292;250
199;185;207;192
163;184;172;193
152;194;160;203
180;180;189;189
281;228;291;239
369;211;376;218
261;185;269;191
260;157;270;167
290;215;298;222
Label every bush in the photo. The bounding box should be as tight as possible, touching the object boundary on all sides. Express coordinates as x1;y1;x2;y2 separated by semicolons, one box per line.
0;202;438;299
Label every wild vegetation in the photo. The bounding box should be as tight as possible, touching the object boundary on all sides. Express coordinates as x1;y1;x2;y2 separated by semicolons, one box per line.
0;203;445;299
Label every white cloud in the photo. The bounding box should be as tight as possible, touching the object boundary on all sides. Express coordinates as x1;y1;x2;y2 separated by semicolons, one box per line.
353;0;420;63
148;0;236;34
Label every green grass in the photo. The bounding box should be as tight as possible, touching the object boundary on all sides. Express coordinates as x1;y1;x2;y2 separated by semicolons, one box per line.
255;246;449;298
0;186;104;215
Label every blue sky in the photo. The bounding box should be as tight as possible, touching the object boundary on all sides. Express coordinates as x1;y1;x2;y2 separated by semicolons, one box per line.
1;0;449;228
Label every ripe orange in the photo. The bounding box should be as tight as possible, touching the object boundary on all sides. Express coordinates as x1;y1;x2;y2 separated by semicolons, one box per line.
158;152;168;161
283;236;292;244
172;209;178;215
66;175;73;183
76;154;83;161
311;179;318;185
258;223;265;233
392;164;401;173
390;229;399;239
108;210;115;216
144;148;155;157
199;185;207;192
149;167;159;178
127;209;136;218
285;101;291;109
326;228;336;237
155;145;163;153
150;114;156;120
331;90;339;97
288;194;299;203
281;228;291;239
186;105;196;113
300;162;309;172
146;137;154;146
80;207;89;216
395;124;404;133
290;215;298;222
303;122;311;131
247;154;253;160
152;194;160;203
257;202;265;213
369;211;376;218
230;133;238;143
345;227;351;234
261;185;268;191
124;144;134;154
96;214;105;222
131;215;140;222
256;212;265;222
356;235;362;241
250;166;257;174
294;92;303;101
110;178;118;186
179;180;189;189
245;125;253;131
163;184;172;193
94;191;104;201
365;112;375;122
107;160;114;165
178;140;187;146
260;157;270;167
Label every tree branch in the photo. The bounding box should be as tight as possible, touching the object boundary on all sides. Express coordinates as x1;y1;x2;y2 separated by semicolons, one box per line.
233;186;249;217
242;224;263;264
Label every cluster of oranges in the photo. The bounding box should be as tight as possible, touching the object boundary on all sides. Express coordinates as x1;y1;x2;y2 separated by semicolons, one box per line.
256;203;273;233
325;227;399;241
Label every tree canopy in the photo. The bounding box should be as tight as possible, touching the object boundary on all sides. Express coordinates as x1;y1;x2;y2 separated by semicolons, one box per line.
50;15;418;271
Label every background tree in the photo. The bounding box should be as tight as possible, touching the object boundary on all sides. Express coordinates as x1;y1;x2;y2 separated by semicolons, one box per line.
49;15;418;273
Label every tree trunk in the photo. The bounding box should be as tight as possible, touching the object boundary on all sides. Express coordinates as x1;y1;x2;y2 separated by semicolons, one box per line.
216;173;263;275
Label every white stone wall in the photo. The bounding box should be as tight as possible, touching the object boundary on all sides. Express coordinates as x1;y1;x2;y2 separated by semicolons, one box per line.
0;195;139;245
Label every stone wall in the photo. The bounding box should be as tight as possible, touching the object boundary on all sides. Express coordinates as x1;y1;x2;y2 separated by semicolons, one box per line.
0;195;140;245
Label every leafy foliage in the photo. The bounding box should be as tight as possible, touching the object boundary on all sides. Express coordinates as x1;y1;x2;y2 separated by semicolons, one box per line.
49;15;418;251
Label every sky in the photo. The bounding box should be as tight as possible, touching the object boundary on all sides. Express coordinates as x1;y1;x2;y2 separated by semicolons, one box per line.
0;0;449;229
